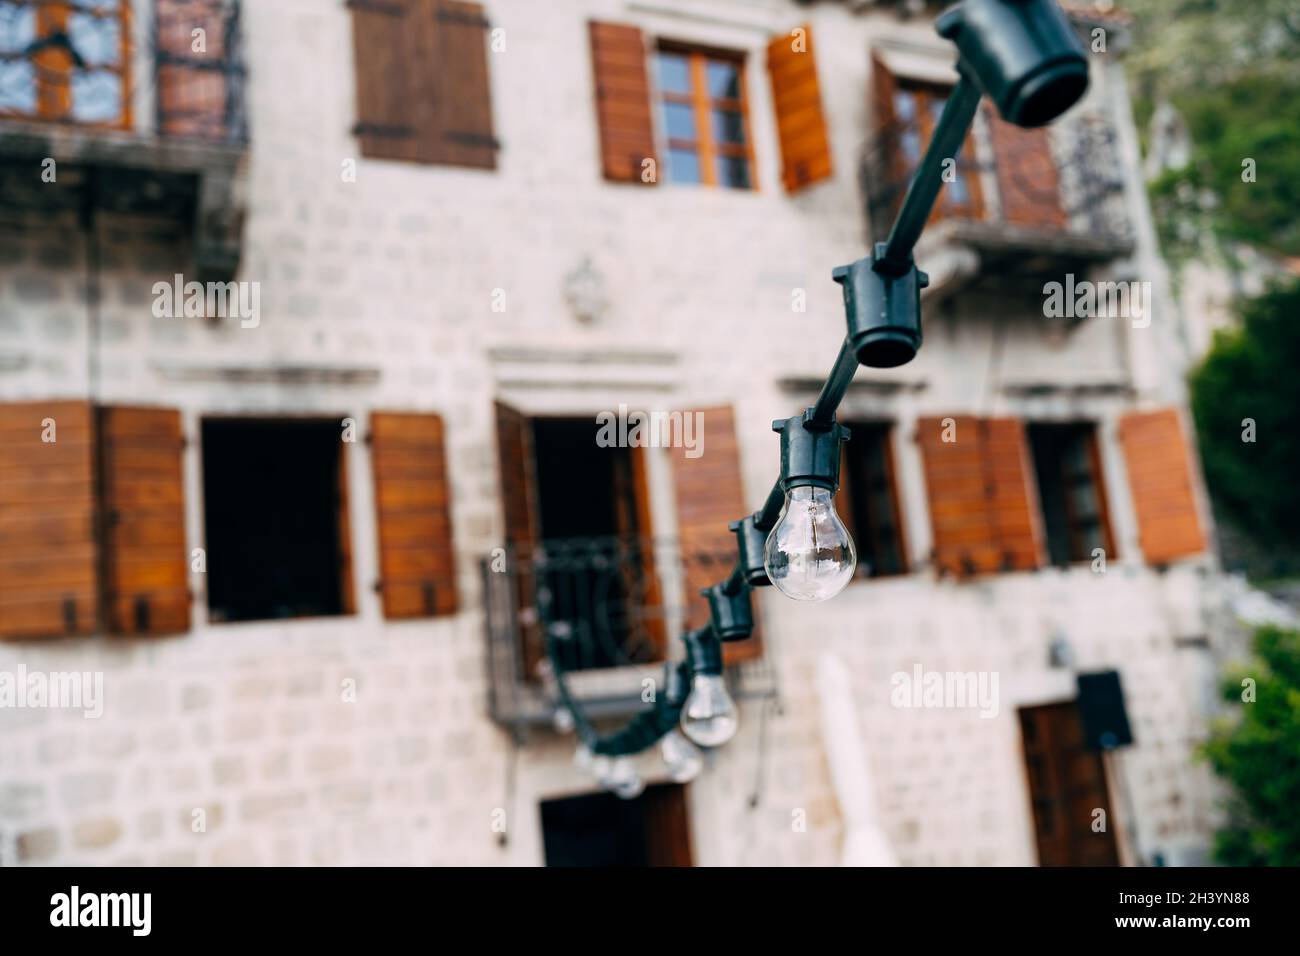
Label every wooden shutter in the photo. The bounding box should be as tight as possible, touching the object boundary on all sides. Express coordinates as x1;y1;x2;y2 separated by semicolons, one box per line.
643;784;694;867
428;0;498;168
494;401;543;678
350;0;420;161
767;25;832;193
986;111;1065;228
351;0;497;166
1118;408;1205;564
371;412;458;618
0;401;98;639
612;447;667;660
157;0;233;140
917;416;1041;576
99;407;190;636
868;53;902;238
669;406;761;664
589;21;656;185
982;418;1041;571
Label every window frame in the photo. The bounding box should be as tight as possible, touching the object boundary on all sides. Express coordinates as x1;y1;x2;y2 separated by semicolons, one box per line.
837;419;909;580
653;40;757;190
0;0;133;130
891;75;984;222
1027;422;1116;567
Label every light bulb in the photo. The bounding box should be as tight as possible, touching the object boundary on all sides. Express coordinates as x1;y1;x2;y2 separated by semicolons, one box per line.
573;743;593;771
603;757;643;799
680;673;738;747
763;485;856;601
660;729;704;783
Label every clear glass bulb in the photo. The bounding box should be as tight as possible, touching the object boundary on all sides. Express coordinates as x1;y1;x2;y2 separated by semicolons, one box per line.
680;673;738;747
660;729;704;783
604;757;643;799
763;485;856;601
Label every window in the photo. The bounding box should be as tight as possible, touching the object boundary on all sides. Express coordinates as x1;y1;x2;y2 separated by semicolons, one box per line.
890;77;983;220
1027;423;1114;567
654;45;754;189
201;418;353;623
0;0;130;127
540;784;692;866
837;421;907;577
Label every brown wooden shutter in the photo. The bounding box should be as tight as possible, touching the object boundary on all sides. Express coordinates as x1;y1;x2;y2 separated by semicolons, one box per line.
981;418;1041;572
986;110;1065;228
350;0;420;161
767;25;832;193
351;0;498;166
669;406;761;664
589;21;657;185
643;784;694;867
98;407;190;636
612;447;667;660
156;0;234;140
371;412;458;618
0;401;98;639
428;0;498;168
1118;408;1205;564
868;53;902;237
917;416;1041;576
494;401;543;678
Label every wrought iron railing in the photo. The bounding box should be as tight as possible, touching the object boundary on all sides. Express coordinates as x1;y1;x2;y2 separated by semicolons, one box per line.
0;0;247;144
861;106;1131;246
484;537;779;732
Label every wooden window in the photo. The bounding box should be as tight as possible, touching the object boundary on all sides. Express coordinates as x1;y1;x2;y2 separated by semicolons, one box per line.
156;0;242;142
837;422;907;578
654;44;755;189
1019;701;1120;867
349;0;497;167
1118;408;1206;565
916;416;1042;577
98;406;190;635
869;55;982;232
200;418;352;623
589;20;657;185
0;0;131;128
984;107;1065;228
765;24;832;193
0;401;99;639
371;412;458;619
669;406;761;664
1028;423;1115;567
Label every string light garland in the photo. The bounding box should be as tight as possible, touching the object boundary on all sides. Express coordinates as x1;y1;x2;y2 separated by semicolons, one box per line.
550;0;1092;797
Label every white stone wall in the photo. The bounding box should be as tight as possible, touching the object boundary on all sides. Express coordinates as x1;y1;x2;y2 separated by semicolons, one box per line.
0;0;1235;866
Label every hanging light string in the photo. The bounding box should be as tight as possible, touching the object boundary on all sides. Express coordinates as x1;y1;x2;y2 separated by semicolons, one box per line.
545;0;1093;777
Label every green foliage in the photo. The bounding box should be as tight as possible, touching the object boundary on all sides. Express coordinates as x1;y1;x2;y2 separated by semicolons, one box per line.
1189;281;1300;560
1124;0;1300;258
1202;625;1300;866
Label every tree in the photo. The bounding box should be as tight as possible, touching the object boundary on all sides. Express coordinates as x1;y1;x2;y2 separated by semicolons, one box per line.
1202;625;1300;866
1188;280;1300;568
1123;0;1300;261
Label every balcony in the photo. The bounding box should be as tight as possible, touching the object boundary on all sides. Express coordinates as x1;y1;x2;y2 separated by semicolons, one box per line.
484;536;778;734
0;0;248;279
862;99;1135;303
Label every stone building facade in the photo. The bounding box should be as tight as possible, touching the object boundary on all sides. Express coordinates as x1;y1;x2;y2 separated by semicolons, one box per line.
0;0;1236;866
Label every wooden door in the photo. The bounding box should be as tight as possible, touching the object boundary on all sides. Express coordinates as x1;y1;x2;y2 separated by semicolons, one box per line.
1019;701;1120;866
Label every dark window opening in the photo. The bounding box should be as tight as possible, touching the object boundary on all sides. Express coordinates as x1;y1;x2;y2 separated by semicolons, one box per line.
540;784;692;867
531;417;656;670
1028;423;1113;567
838;421;906;577
201;418;349;623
